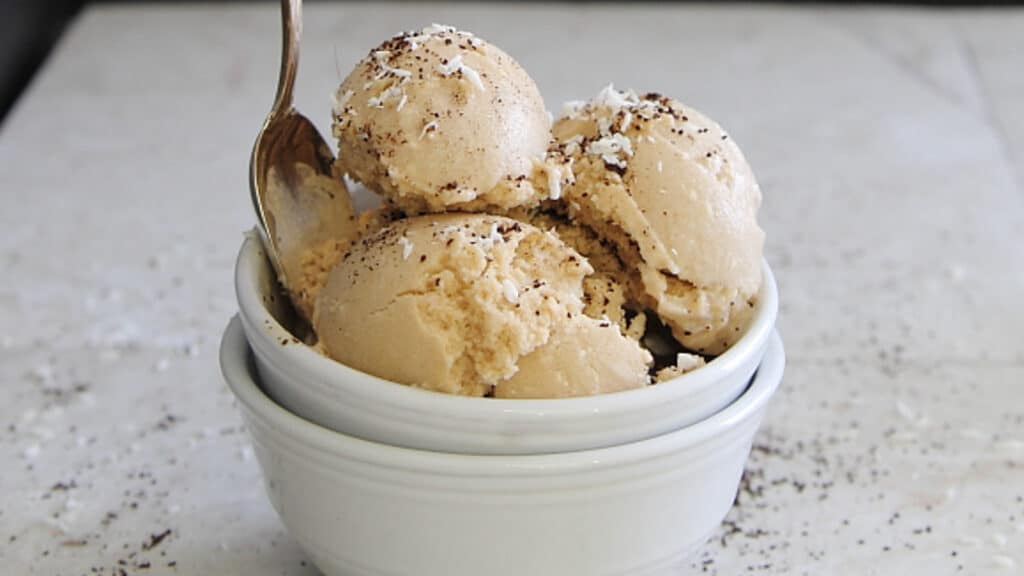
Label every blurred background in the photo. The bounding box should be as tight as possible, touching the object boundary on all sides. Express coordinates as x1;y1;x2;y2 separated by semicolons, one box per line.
1;0;1021;122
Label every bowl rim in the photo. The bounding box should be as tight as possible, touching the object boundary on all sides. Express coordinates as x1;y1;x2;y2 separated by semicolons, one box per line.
221;315;784;473
235;233;778;419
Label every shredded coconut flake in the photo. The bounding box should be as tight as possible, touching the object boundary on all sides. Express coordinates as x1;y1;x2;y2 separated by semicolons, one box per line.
594;83;639;109
398;236;414;260
562;100;586;118
332;89;354;116
586;133;633;168
473;223;504;250
657;160;663;173
396;94;408;111
372;50;412;81
423;23;456;35
437;55;485;91
620;111;633;132
438;54;463;76
419;120;438;139
675;353;704;372
502;279;519;304
547;168;562;200
460;64;484;91
367;84;404;109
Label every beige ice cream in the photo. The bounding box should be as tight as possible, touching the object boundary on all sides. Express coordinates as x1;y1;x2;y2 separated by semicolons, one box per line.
313;213;650;397
495;316;651;399
332;24;562;214
552;86;765;354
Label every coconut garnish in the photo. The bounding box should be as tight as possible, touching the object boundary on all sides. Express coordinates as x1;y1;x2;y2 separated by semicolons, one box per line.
501;279;520;304
398;236;414;260
586;133;633;168
547;167;562;200
620;110;633;133
594;83;639;109
419;120;438;139
367;84;404;109
562;100;586;119
438;55;485;91
332;89;354;117
675;353;705;372
372;50;412;81
472;222;505;251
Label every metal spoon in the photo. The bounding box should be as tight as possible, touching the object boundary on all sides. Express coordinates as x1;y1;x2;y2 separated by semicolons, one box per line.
249;0;356;324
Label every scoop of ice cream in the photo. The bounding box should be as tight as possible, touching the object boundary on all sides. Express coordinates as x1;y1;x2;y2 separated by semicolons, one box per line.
313;214;595;396
553;86;764;354
331;24;558;214
494;316;651;399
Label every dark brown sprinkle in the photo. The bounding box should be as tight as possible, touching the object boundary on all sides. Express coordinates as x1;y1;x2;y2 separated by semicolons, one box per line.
51;480;77;492
605;162;627;176
419;255;427;262
142;529;171;551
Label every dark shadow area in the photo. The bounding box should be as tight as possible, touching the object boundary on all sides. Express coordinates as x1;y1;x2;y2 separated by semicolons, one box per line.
0;0;83;123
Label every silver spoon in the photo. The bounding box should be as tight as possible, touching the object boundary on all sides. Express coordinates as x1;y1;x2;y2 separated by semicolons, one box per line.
249;0;356;324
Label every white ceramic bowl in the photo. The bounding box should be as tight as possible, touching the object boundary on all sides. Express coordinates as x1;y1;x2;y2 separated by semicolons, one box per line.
235;234;778;454
220;317;785;576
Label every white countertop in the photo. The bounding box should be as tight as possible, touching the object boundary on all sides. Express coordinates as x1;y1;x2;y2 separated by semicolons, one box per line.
1;2;1022;574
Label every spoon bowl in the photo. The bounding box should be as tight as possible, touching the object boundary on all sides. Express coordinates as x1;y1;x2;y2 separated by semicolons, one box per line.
249;0;356;322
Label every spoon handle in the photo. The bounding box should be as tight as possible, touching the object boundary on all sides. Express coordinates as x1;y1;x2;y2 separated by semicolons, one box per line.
271;0;301;118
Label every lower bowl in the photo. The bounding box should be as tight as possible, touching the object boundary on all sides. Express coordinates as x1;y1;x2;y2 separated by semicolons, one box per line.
220;316;785;576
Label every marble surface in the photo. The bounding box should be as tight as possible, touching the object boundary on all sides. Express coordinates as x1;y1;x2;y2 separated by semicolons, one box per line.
1;3;1022;574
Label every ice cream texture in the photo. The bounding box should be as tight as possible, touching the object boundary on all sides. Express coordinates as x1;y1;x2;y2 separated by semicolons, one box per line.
313;214;651;397
552;86;765;354
274;25;765;398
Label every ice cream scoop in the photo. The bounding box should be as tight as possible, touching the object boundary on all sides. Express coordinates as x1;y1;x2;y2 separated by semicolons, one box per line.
331;24;560;214
314;214;600;396
250;0;358;321
553;86;765;354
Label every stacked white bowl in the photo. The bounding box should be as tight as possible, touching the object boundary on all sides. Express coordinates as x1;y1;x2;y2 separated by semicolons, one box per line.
221;235;785;576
